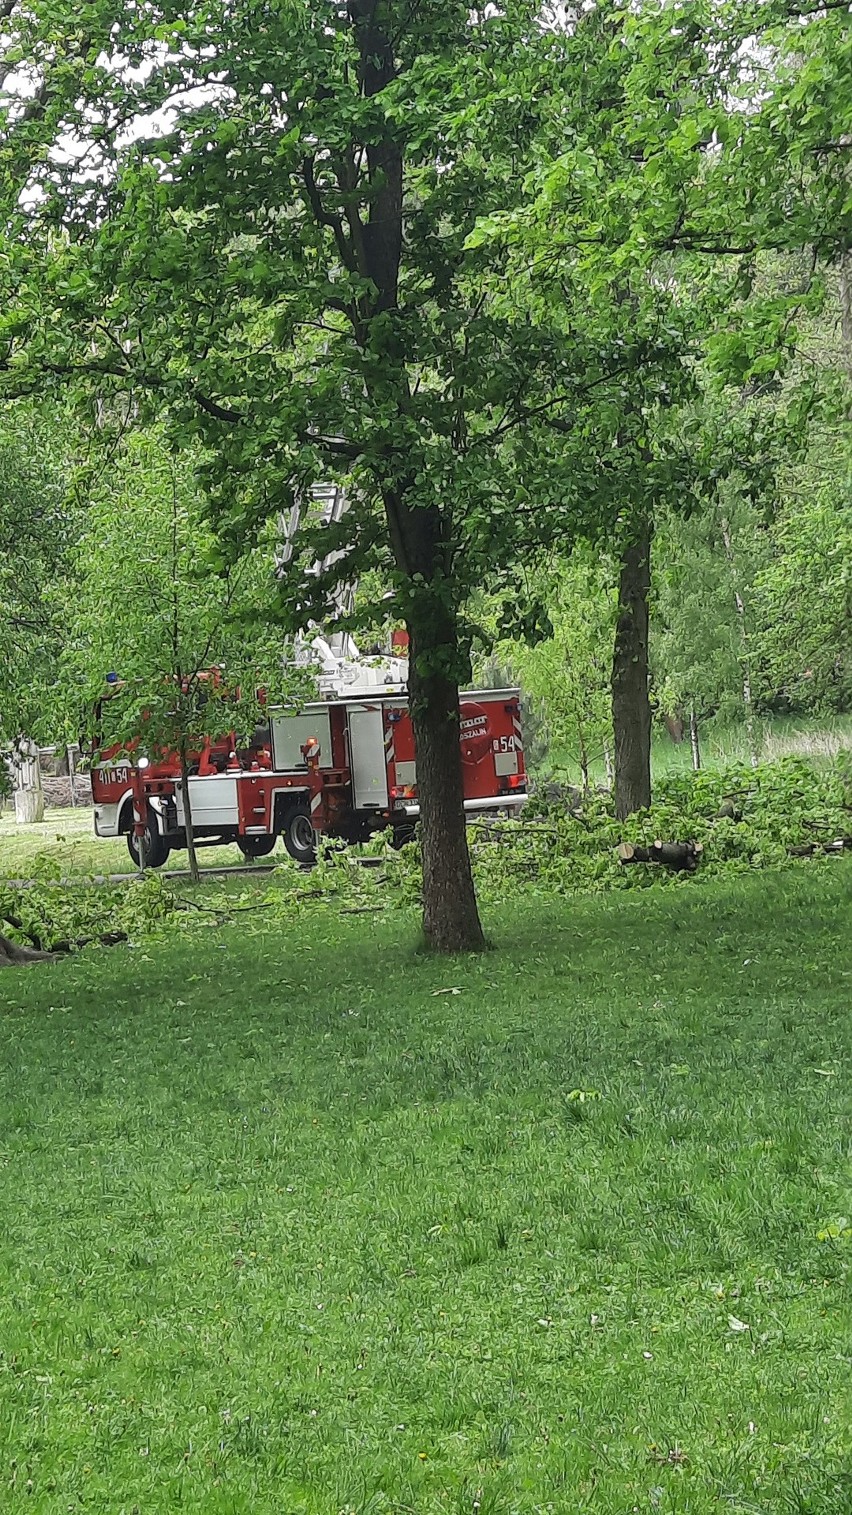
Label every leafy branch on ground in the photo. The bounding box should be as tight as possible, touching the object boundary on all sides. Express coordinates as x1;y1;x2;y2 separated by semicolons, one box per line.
2;755;850;957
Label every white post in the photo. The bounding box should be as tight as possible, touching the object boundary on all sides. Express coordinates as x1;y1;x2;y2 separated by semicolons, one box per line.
68;744;78;808
13;742;44;824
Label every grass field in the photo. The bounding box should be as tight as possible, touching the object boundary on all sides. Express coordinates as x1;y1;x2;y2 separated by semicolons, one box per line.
550;713;852;788
0;806;271;879
0;867;850;1512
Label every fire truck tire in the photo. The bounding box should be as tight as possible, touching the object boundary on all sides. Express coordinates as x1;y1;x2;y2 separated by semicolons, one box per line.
126;822;170;869
237;835;277;860
282;806;317;864
390;822;417;850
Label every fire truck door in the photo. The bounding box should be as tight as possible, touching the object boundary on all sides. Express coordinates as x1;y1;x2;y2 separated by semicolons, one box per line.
348;706;389;809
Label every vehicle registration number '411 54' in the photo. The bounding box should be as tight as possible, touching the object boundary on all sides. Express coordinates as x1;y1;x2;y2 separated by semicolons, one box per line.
100;765;131;786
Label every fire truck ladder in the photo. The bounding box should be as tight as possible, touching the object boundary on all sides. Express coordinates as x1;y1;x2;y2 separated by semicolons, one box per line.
276;483;407;695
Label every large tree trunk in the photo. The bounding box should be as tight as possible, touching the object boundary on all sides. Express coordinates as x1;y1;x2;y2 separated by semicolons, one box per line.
408;612;485;954
612;518;653;819
349;3;482;951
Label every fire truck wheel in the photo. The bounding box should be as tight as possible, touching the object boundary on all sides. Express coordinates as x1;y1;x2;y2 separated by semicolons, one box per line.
237;835;277;860
282;806;317;864
126;823;170;869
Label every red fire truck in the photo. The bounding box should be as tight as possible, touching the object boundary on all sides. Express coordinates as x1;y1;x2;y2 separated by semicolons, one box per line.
90;686;526;867
90;484;527;865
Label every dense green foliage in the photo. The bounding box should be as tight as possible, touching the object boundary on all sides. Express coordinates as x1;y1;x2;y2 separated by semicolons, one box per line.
0;405;76;747
0;871;848;1511
284;755;852;912
58;431;302;749
4;754;850;955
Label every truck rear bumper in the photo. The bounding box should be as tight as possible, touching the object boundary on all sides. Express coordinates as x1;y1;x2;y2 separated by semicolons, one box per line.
397;793;527;818
94;803;121;837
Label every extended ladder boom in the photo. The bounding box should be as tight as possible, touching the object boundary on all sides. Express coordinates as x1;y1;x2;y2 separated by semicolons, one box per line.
277;483;408;697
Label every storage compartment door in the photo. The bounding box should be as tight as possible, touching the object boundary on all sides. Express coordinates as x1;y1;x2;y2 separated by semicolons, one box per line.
270;709;333;772
176;775;239;828
349;706;389;809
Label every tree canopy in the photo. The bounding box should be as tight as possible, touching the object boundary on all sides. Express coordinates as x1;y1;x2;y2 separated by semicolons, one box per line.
0;404;76;751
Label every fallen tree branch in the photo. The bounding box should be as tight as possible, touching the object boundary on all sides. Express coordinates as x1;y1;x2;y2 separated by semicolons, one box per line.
0;932;57;965
0;910;128;961
788;838;852;857
468;818;585;837
49;931;128;953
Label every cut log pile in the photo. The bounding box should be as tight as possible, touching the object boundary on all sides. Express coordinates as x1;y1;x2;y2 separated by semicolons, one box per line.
617;840;703;872
618;835;852;872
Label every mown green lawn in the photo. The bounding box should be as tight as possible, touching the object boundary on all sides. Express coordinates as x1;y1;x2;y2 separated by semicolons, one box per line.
549;713;852;788
0;806;274;878
0;869;850;1513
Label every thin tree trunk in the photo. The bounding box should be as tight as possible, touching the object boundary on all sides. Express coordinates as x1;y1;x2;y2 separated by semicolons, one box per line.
603;741;614;789
720;518;760;767
839;250;852;382
612;517;653;819
689;704;701;771
577;720;590;793
408;614;485;954
179;739;201;884
13;740;44;824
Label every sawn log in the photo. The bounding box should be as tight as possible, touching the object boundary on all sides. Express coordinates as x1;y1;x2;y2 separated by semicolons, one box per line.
617;840;703;872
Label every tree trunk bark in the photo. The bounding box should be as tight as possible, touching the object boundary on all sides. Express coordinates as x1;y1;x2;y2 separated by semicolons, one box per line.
14;788;44;824
612;518;653;819
13;741;44;823
68;744;78;808
346;6;482;952
179;740;201;884
408;615;485;954
839;249;852;382
577;720;590;793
